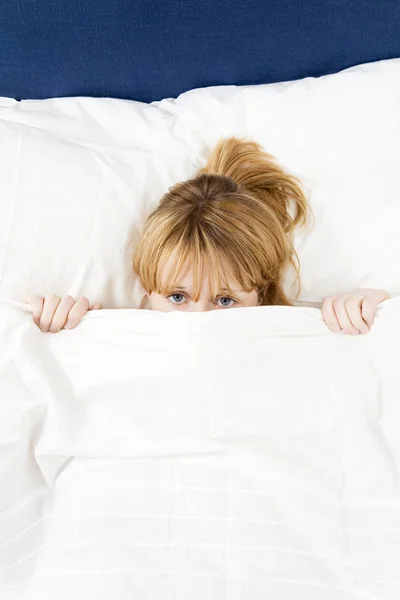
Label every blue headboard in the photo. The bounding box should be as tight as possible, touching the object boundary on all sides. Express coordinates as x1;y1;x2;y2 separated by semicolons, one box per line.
1;0;399;102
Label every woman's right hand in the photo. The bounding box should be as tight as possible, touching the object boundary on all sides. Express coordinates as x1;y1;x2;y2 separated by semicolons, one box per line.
28;295;103;333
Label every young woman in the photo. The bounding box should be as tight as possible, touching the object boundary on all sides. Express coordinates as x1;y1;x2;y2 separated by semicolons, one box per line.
28;137;390;334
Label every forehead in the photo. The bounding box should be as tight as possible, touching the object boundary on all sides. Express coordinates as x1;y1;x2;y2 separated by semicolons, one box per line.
160;253;236;290
173;267;195;287
167;266;251;297
167;264;222;289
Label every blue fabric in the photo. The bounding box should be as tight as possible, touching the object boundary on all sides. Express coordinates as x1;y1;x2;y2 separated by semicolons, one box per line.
0;0;399;102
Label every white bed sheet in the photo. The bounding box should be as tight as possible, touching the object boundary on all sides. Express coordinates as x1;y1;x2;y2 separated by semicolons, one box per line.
1;300;400;599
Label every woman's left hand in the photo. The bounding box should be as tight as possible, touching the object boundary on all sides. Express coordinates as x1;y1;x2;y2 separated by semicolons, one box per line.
322;288;391;335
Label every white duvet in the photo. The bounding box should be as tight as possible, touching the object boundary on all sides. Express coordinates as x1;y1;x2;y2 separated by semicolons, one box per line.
1;299;400;600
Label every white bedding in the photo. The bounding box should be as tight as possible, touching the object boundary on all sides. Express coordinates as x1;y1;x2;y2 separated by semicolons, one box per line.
1;58;400;308
1;299;400;600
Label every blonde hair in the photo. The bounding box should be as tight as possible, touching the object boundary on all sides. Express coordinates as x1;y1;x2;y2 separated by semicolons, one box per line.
133;136;309;305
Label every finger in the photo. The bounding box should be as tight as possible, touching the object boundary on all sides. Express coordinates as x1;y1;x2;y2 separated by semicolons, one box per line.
373;289;391;304
344;297;370;334
48;295;76;333
28;295;44;326
321;297;341;332
332;297;360;335
89;303;103;310
64;296;90;330
361;298;375;328
39;295;61;332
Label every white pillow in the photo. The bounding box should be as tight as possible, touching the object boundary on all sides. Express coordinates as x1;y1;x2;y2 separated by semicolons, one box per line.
0;58;399;308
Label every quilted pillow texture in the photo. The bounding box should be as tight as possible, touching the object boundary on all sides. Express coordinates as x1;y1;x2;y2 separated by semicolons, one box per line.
0;58;399;308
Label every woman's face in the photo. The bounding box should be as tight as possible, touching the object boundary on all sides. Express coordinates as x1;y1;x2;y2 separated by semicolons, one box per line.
148;264;259;312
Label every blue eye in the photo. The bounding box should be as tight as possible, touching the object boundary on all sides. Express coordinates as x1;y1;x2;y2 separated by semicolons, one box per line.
217;296;236;308
169;293;185;304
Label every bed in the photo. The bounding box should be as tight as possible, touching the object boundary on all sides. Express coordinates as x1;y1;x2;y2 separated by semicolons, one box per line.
1;2;400;599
